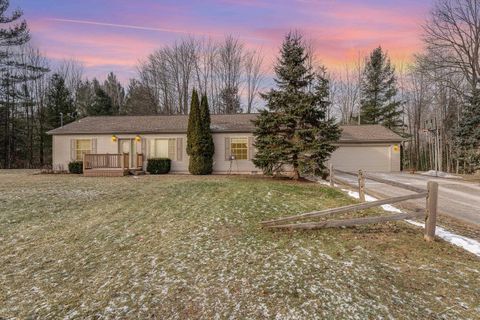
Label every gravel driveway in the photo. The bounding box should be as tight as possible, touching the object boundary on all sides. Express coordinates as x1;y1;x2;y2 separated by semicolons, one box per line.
335;172;480;226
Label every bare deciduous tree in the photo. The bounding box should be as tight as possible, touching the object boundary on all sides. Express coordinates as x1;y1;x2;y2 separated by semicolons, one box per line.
57;58;84;106
244;49;264;113
423;0;480;93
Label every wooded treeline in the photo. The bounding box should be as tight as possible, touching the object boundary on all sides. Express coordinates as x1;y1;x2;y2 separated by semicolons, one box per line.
0;0;266;168
326;0;480;174
1;0;479;173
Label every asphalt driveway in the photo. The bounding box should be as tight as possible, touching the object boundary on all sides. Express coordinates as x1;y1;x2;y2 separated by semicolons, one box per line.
335;171;480;226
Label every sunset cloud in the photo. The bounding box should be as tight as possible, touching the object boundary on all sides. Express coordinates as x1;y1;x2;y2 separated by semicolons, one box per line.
19;0;430;82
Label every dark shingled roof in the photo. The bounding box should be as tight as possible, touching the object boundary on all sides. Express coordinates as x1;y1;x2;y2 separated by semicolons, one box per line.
339;125;404;143
47;114;403;143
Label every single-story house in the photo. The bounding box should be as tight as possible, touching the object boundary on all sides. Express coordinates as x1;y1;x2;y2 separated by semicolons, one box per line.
47;114;403;175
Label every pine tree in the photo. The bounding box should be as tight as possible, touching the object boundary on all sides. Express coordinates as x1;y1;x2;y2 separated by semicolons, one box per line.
124;79;157;115
0;0;31;168
103;72;125;114
45;74;75;129
218;86;241;114
455;89;480;172
253;32;341;180
75;80;95;116
86;79;114;116
360;47;402;130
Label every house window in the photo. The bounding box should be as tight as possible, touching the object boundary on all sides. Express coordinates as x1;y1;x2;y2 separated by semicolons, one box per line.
150;139;176;159
231;137;248;160
76;139;92;161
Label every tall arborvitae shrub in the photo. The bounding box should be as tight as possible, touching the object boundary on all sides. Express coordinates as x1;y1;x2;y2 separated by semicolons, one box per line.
198;94;214;173
187;89;200;155
253;32;341;180
187;90;214;174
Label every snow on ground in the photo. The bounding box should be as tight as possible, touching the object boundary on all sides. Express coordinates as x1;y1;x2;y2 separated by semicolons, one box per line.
2;173;479;318
330;184;480;257
419;170;460;179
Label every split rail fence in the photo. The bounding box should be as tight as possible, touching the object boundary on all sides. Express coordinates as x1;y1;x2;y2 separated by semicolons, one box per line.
262;165;439;242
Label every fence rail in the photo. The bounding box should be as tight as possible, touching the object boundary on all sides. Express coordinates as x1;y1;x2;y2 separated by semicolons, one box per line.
262;165;439;242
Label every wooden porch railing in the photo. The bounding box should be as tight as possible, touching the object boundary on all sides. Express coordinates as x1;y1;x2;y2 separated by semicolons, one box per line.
136;153;144;169
83;153;130;171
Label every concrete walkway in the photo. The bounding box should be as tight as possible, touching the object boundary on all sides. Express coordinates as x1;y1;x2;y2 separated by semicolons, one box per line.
335;172;480;226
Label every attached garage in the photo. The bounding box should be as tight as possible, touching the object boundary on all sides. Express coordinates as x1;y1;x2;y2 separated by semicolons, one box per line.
330;125;403;172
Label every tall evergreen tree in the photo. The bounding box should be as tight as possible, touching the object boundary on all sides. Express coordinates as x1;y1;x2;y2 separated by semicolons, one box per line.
218;86;241;114
124;79;157;115
253;32;341;180
103;72;125;114
455;89;480;172
187;89;201;156
45;74;75;129
198;93;214;173
360;47;402;130
86;79;114;116
0;0;31;168
75;80;95;117
186;90;215;174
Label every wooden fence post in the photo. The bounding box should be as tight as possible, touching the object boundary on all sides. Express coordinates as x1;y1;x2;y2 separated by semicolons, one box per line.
329;163;334;187
358;169;365;202
424;181;439;242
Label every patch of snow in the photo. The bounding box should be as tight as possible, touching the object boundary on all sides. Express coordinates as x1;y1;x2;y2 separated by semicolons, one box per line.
337;187;480;257
344;189;402;213
420;170;460;179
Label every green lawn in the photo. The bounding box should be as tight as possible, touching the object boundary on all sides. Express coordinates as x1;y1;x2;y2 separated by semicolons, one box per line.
1;171;479;319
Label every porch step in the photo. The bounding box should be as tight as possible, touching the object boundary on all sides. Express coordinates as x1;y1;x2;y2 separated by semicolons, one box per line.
129;169;145;176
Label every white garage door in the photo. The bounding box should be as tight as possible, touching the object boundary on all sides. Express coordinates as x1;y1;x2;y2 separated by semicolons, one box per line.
330;146;391;172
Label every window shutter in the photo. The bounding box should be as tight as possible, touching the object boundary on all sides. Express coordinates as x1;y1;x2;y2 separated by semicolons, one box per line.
176;138;183;161
248;136;254;160
168;138;176;160
141;138;147;156
92;138;97;154
225;137;231;160
70;139;76;161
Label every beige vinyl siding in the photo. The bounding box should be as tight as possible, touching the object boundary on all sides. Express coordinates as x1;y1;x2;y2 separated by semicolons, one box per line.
213;133;258;173
53;134;400;174
53;134;189;173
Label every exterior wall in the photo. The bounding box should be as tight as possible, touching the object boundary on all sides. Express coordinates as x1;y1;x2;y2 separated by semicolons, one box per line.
328;143;401;172
52;132;259;174
53;133;401;174
212;133;258;174
390;143;401;172
53;134;188;172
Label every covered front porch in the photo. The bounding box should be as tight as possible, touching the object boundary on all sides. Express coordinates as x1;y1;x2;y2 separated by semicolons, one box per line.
83;153;144;177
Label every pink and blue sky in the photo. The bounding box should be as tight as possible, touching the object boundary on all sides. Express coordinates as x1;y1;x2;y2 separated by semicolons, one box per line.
17;0;432;82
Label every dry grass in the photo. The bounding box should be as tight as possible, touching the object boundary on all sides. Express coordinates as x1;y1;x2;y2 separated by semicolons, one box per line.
0;171;479;319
